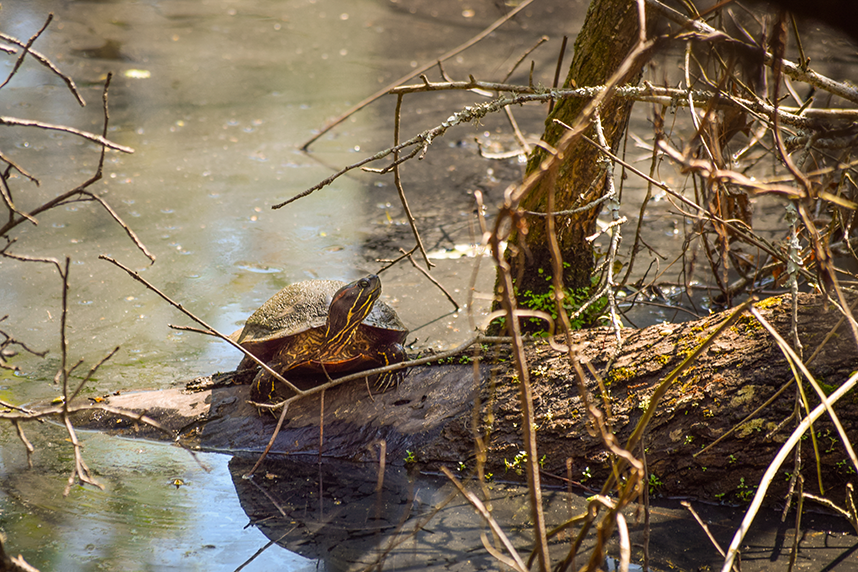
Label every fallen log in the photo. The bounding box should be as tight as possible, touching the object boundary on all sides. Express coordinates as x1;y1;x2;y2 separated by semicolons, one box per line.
69;292;858;500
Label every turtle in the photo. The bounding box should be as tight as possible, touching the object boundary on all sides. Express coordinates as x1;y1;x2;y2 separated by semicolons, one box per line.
231;275;408;402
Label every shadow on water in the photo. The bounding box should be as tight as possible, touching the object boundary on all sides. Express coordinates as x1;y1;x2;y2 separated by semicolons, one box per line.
228;455;858;572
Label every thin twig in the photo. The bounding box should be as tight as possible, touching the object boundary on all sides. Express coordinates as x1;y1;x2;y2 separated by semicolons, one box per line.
99;255;304;395
11;419;34;468
644;0;858;104
502;36;549;83
0;148;39;184
440;466;529;572
401;248;460;311
547;36;568;114
721;370;858;572
0;31;85;105
392;93;433;268
0;13;53;92
0;116;133;153
749;307;858;473
242;402;291;478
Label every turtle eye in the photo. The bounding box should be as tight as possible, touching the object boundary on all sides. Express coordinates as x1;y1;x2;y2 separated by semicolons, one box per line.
358;278;369;289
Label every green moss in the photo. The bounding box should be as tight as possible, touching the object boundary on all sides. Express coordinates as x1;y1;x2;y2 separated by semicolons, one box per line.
735;417;777;438
734;314;764;335
816;379;838;396
494;267;609;335
755;296;784;310
607;366;635;385
730;385;757;408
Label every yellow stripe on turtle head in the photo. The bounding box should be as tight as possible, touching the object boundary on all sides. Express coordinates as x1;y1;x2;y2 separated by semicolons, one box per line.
323;275;381;351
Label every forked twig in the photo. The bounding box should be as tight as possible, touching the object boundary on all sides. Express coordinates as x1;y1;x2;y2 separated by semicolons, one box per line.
0;13;53;92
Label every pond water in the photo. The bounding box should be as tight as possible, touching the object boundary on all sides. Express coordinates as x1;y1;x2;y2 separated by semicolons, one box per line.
1;0;857;570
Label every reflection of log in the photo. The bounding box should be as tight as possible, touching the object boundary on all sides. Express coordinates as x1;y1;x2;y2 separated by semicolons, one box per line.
227;456;858;572
227;456;541;571
70;293;858;500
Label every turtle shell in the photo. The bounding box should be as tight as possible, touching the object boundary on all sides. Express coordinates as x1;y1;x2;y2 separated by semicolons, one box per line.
234;279;406;363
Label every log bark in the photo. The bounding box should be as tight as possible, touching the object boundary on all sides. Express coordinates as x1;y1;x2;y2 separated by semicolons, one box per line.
67;292;858;501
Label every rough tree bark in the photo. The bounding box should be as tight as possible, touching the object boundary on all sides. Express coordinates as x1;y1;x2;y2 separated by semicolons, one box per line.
504;0;644;296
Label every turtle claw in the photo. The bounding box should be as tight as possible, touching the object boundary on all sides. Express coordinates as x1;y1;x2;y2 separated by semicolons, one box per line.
373;366;407;392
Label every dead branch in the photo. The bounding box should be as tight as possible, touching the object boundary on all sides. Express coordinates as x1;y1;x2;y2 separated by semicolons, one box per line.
0;116;133;153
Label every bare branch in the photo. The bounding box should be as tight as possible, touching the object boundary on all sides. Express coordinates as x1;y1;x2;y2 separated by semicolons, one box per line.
0;116;133;153
0;13;53;92
99;255;305;395
0;30;85;106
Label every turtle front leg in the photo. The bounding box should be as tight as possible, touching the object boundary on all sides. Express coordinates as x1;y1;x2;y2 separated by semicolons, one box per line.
372;343;408;391
250;368;277;403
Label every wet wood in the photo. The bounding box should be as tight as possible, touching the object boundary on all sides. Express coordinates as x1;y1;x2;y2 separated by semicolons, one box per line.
68;292;858;500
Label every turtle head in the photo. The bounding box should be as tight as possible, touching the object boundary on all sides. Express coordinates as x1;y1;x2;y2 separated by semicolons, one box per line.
323;275;381;350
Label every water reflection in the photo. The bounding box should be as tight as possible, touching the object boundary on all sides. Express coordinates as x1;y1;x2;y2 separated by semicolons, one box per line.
0;432;314;571
230;455;858;572
230;455;580;571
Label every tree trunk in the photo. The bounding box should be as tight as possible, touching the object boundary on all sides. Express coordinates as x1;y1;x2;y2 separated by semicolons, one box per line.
68;292;858;501
504;0;644;297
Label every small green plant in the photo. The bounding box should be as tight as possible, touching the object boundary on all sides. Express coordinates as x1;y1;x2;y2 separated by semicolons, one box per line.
648;473;663;494
582;466;593;482
457;461;466;472
531;364;549;378
735;477;756;501
504;450;528;475
836;459;856;474
434;354;472;365
728;454;737;464
404;450;416;464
